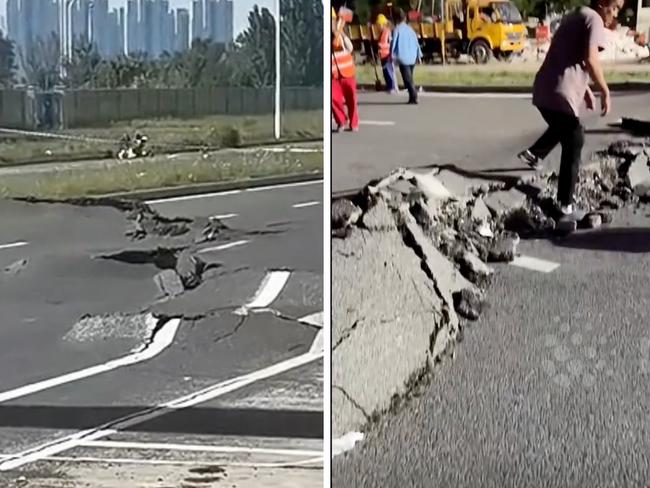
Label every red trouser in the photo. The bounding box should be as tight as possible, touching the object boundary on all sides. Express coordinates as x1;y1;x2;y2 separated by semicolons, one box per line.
332;76;359;130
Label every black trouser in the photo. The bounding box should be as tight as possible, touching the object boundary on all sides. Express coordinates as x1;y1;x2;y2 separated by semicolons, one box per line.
398;63;417;103
528;108;585;206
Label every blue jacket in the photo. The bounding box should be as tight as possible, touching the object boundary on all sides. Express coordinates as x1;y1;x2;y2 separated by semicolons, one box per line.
391;22;422;66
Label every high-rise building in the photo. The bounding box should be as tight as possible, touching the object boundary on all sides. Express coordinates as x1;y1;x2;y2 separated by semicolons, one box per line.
176;8;190;52
127;0;138;53
191;0;204;42
216;0;234;44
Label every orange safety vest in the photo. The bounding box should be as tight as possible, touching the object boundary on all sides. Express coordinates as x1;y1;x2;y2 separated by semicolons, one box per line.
332;33;355;79
378;27;391;60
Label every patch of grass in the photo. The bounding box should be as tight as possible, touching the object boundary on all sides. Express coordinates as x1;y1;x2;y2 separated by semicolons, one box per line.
0;148;323;199
356;63;650;87
0;110;323;167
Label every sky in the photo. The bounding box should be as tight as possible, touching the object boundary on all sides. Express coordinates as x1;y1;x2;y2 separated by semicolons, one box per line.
0;0;274;37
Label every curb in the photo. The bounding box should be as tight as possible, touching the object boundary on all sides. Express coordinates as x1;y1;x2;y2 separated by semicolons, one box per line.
359;82;650;94
99;171;324;201
2;137;323;169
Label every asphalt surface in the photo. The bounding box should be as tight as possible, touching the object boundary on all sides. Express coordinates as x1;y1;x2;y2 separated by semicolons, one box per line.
332;91;650;485
0;180;324;485
332;90;650;193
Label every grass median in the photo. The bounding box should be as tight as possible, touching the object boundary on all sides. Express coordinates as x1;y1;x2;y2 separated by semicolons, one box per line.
0;147;323;199
356;63;650;87
0;110;322;167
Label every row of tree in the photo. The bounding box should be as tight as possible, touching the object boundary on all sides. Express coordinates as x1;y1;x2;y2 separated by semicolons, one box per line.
0;0;322;91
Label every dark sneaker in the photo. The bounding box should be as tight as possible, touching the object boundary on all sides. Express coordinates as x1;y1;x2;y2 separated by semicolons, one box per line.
518;149;541;170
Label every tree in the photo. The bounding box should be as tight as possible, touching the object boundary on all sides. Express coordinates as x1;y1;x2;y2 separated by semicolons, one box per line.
229;6;277;87
281;0;323;87
64;38;102;88
21;32;61;90
0;31;16;88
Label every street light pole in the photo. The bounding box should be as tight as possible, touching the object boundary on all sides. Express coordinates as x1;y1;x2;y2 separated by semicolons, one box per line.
274;0;281;140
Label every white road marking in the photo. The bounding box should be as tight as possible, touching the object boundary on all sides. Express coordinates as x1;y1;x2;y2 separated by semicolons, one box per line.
0;350;323;471
418;92;531;99
246;180;322;193
292;201;320;208
145;180;322;205
359;120;396;126
299;312;324;328
332;432;364;457
510;255;560;273
0;317;181;405
82;440;321;458
235;270;291;315
309;330;324;354
210;213;238;220
197;240;249;253
0;241;28;251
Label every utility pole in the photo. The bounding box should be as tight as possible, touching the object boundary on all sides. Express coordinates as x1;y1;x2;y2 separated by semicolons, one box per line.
274;0;281;140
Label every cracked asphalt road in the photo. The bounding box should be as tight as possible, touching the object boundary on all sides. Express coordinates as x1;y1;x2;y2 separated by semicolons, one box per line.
332;97;650;484
332;90;650;193
0;180;323;487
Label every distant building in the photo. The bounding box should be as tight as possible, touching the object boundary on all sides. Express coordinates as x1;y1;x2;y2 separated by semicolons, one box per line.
4;0;234;60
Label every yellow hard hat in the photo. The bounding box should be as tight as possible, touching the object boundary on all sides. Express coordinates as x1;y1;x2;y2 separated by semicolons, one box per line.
376;14;388;25
332;7;337;18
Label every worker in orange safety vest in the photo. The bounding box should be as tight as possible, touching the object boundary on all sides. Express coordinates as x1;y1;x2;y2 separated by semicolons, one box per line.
332;7;359;132
376;14;396;93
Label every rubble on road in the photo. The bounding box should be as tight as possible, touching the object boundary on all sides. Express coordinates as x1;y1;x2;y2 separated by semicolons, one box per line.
332;138;650;436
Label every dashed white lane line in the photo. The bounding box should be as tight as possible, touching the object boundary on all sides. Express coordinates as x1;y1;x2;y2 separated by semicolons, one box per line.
359;120;396;126
417;91;531;99
510;255;560;273
0;317;181;405
145;180;322;205
0;241;28;251
332;432;364;457
197;240;249;253
292;201;320;208
299;312;324;328
0;350;323;471
235;270;291;315
210;213;238;220
81;440;321;458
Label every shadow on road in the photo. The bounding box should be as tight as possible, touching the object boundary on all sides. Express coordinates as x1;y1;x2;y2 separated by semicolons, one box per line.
0;405;323;439
425;163;534;187
553;227;650;253
585;128;625;135
358;100;405;106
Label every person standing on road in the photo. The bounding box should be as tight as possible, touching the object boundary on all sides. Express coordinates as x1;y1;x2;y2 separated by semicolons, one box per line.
517;0;622;217
390;9;422;104
376;14;397;94
332;7;360;132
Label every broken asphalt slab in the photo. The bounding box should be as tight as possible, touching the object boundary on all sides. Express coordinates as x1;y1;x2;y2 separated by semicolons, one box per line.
331;138;649;441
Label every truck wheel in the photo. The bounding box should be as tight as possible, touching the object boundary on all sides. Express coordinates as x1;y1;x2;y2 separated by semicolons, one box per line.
470;39;492;64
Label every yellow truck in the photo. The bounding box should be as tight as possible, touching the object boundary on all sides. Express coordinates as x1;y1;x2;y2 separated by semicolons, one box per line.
346;0;528;64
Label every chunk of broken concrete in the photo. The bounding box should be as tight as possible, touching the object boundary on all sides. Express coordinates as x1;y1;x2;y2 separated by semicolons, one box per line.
453;288;484;321
627;154;650;192
363;198;396;232
457;251;494;286
4;258;27;275
331;198;362;235
154;269;184;298
581;212;602;229
483;188;527;216
470;197;492;223
487;231;520;262
408;171;454;201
